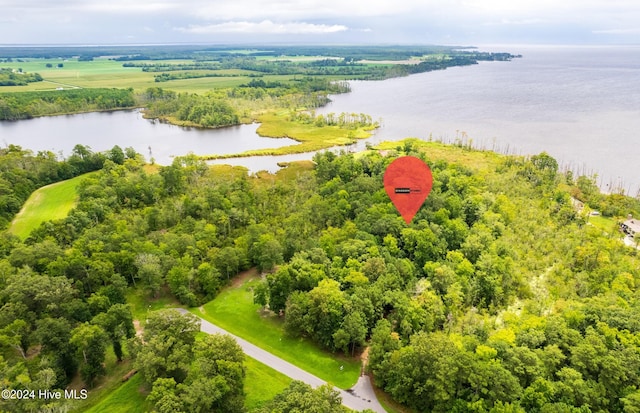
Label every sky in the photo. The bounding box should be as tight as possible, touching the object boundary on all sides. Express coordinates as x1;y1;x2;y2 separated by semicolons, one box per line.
1;0;639;45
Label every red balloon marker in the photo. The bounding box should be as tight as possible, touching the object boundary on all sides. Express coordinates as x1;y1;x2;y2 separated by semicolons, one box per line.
383;156;433;224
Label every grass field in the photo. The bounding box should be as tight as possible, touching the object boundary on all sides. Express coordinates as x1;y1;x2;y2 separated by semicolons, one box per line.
192;271;361;389
83;373;150;413
588;215;621;236
244;356;292;411
8;172;95;240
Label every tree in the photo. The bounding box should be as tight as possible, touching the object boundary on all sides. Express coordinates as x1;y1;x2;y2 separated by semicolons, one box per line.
147;377;184;413
255;381;347;413
35;317;77;385
368;319;400;377
255;234;283;273
333;311;366;356
214;247;240;281
134;253;163;297
376;332;467;413
70;323;108;387
135;310;200;384
108;145;125;165
145;333;245;413
253;281;269;308
91;304;135;361
304;279;346;349
181;334;245;413
0;319;30;359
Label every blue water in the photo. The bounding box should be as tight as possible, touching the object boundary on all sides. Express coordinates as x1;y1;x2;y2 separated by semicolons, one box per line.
315;45;640;194
0;110;298;165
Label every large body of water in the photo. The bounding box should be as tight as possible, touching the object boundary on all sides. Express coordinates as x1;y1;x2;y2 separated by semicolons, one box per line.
314;45;640;194
2;45;639;193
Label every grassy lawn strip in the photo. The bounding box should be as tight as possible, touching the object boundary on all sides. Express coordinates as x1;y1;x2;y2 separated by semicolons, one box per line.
200;110;376;159
191;275;361;389
67;344;146;413
8;172;96;240
244;356;292;411
588;215;621;236
82;373;150;413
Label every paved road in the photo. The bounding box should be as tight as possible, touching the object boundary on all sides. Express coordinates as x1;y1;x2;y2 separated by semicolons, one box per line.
178;309;386;413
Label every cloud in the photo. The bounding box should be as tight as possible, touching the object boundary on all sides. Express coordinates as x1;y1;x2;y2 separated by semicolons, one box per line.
493;18;548;25
593;28;640;35
176;20;349;35
188;0;415;21
79;1;176;13
2;0;640;44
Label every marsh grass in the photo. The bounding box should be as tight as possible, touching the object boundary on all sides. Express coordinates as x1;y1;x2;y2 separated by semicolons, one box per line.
201;110;376;159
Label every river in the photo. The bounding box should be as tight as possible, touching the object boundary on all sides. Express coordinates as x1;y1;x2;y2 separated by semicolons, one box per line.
1;45;639;194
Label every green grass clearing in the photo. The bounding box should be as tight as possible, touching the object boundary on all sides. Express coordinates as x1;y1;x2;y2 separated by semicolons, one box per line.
8;172;96;240
192;272;361;389
587;215;621;236
82;373;150;413
125;286;180;324
244;356;292;411
67;342;144;413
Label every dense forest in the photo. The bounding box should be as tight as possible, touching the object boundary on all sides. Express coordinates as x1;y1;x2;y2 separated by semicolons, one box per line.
142;78;351;128
0;88;136;120
1;139;640;412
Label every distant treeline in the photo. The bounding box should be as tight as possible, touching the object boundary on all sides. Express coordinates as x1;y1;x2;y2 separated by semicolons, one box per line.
0;44;519;63
153;72;243;82
0;88;136;120
127;52;517;82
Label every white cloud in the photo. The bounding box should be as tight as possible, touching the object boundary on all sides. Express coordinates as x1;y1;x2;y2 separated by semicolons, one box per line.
78;1;177;13
593;28;640;35
485;18;548;26
188;0;415;21
176;20;348;34
2;0;640;44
